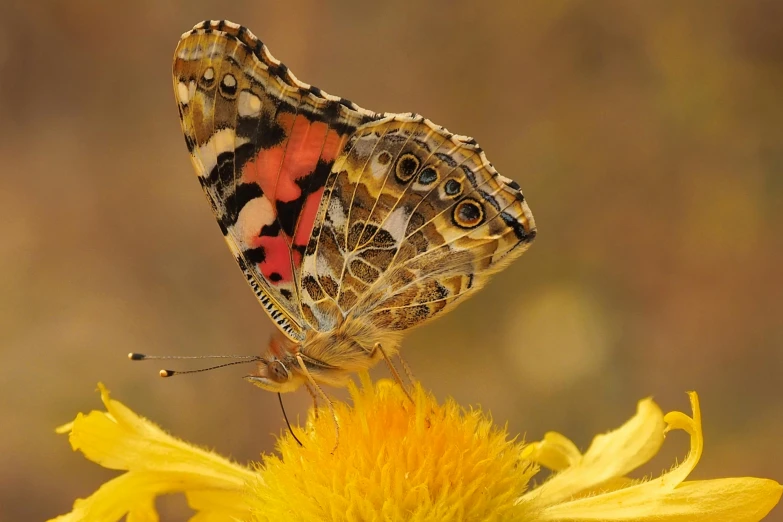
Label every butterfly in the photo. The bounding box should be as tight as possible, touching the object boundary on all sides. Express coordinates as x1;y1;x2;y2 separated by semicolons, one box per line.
172;20;536;402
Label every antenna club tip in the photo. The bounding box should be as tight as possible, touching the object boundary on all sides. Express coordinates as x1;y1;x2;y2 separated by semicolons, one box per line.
160;369;174;378
129;353;145;360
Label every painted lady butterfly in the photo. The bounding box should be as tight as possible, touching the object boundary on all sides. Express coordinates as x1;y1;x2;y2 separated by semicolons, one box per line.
173;20;536;399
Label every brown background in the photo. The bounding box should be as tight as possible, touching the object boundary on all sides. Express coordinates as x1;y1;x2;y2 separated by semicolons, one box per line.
1;1;781;520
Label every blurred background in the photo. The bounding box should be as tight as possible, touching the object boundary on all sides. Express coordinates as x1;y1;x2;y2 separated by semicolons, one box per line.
1;0;781;519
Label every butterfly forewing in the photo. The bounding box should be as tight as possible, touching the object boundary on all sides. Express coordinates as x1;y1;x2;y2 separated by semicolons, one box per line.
172;21;376;340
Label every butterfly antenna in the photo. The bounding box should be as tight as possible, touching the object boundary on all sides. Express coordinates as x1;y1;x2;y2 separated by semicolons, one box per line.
128;353;261;377
278;393;304;447
129;353;260;361
158;359;260;377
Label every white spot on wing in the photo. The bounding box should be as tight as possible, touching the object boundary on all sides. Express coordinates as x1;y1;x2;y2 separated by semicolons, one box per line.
370;156;392;180
177;82;190;104
316;254;336;280
178;46;204;60
327;196;346;229
238;90;262;116
232;196;276;245
222;74;237;88
383;207;408;244
194;128;249;177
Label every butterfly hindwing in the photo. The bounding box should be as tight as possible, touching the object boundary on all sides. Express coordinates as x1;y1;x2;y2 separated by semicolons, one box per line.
299;116;536;333
173;21;376;340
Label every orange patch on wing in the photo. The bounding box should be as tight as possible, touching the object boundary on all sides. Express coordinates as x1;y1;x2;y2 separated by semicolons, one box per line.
235;115;352;285
241;114;348;206
243;141;287;197
294;188;324;248
274;116;327;202
291;133;349;249
252;234;295;283
320;126;347;164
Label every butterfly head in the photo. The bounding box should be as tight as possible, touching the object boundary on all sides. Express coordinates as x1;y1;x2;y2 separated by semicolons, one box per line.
245;356;303;393
244;336;304;393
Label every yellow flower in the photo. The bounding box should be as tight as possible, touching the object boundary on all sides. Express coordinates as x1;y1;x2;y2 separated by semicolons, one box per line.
52;378;781;522
50;383;256;522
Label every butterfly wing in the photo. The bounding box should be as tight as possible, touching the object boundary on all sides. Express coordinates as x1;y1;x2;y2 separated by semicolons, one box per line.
172;21;377;341
299;115;536;334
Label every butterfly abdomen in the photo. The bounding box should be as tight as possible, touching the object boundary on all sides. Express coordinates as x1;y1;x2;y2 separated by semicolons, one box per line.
300;314;404;382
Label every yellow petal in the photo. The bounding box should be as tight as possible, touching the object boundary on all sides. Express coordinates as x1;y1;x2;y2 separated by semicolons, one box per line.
537;477;782;521
533;392;783;521
521;431;582;471
186;489;250;521
51;384;257;522
659;391;701;488
523;397;665;506
55;421;74;434
49;471;167;522
65;383;255;487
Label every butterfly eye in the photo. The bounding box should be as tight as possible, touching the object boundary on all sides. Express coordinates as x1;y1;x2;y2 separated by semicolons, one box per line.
417;167;438;186
267;360;290;383
395;153;420;183
453;199;485;228
219;73;238;98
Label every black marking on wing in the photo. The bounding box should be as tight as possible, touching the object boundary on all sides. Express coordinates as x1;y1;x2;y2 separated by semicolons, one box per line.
236;112;286;148
205;142;258;196
434;152;458;168
269;62;289;80
274;159;332;237
244;246;266;264
207;151;235;192
461;164;477;187
504;178;521;190
500;211;532;241
478;189;501;212
259;221;282;237
236;25;247;41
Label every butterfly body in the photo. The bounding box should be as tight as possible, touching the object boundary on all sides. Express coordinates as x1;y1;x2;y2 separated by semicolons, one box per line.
262;316;400;392
173;20;536;393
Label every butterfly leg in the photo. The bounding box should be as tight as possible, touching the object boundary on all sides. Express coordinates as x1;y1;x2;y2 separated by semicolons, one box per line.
296;354;339;454
396;353;417;386
373;342;415;405
304;381;320;420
